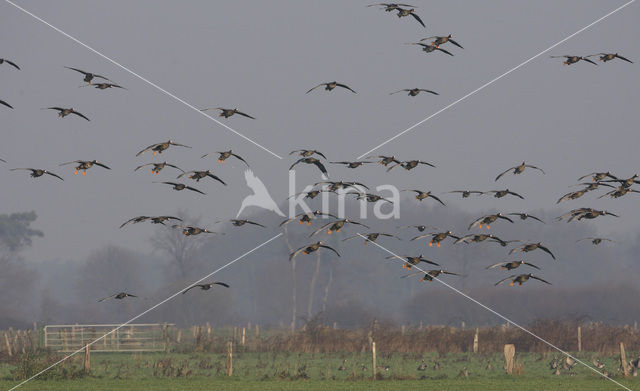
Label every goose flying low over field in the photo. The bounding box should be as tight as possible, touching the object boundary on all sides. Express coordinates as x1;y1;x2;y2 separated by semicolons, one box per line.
495;162;545;181
447;190;484;198
411;231;459;247
468;213;514;230
454;234;511;246
46;107;90;121
420;34;463;49
389;88;438;96
488;189;524;199
177;170;226;185
367;3;416;12
403;190;445;205
290;157;327;175
0;99;13;109
395;8;425;27
576;237;615;245
289;241;340;261
290;149;327;159
98;292;137;302
486;260;540;271
65;66;109;83
556;208;618;222
306;81;357;94
201;107;255;119
136;140;191;156
134;162;184;175
331;161;374;168
60;160;110;175
509;243;555;260
386;254;439;269
182;282;229;294
280;210;338;226
201;150;249;166
387;160;435;172
589;53;633;63
403;269;460;282
366;155;401;166
507;213;545;224
550;55;597;65
311;219;369;236
343;232;400;244
119;216;182;228
10;168;63;181
172;225;220;236
0;58;20;70
406;43;454;56
216;219;265;228
495;273;551;287
155;182;206;195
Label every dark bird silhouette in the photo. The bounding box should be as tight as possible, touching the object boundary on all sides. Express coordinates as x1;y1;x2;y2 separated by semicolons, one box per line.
454;234;511;246
287;189;335;201
155;182;206;195
577;172;617;182
201;107;255;119
201;150;249;166
397;225;433;232
182;282;229;294
310;219;369;236
588;53;633;63
65;66;109;83
119;216;182;228
330;161;374;168
0;99;13;109
367;3;416;12
395;7;425;27
59;160;110;175
172;225;221;236
10;168;63;181
420;34;463;49
46;107;90;121
403;269;460;282
136;140;191;157
343;232;400;244
280;210;338;226
488;189;524;199
447;190;484;198
306;81;356;94
507;213;545;224
82;82;126;90
0;58;20;70
386;254;439;270
216;219;265;228
550;55;597;66
495;273;551;287
598;186;640;199
406;42;454;56
556;208;618;222
495;162;545;181
290;149;327;159
509;243;555;260
177;170;226;185
290;157;328;175
486;260;540;271
403;189;445;205
134;162;184;175
354;192;393;204
411;231;459;247
468;213;514;230
390;88;438;96
388;159;435;171
314;180;368;191
289;241;340;261
98;292;136;302
576;237;614;245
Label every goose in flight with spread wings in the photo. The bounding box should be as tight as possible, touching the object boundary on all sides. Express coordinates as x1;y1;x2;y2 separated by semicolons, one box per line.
0;99;13;109
495;273;551;287
411;231;459;247
201;107;255;119
367;3;416;12
65;66;109;83
403;189;445;205
406;42;454;56
402;269;460;282
306;81;356;94
446;190;484;198
154;181;206;195
453;234;513;247
136;140;191;157
366;155;401;166
172;225;221;236
468;213;514;230
331;160;374;169
183;282;229;294
46;107;90;121
59;160;110;175
486;260;540;271
177;170;226;185
395;8;425;27
387;159;435;171
290;157;328;175
290;149;327;159
10;168;63;181
201;150;249;166
98;292;137;302
343;232;400;244
420;34;463;49
134;162;184;175
577;237;615;245
550;55;597;66
236;169;285;218
588;53;633;63
216;219;265;228
82;82;126;90
310;219;369;236
509;242;555;259
280;210;338;226
386;254;439;270
0;58;20;70
495;162;545;181
487;189;524;199
390;88;439;96
119;216;182;228
507;213;545;224
289;241;340;261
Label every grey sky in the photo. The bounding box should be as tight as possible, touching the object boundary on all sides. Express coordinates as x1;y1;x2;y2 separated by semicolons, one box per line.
1;0;638;264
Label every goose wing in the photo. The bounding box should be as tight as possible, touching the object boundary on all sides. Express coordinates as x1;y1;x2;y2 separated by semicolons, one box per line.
494;275;516;286
410;12;425;27
335;83;357;93
119;216;149;228
234;110;255;119
136;144;158;157
70;110;91;121
436;47;454;56
531;275;552;285
93;161;111;170
306;83;326;94
206;173;227;186
319;244;341;257
495;166;515;181
538;245;556;260
3;59;20;70
525;164;545;174
614;54;633;63
231;153;250;167
185;186;206;195
44;171;64;180
448;38;463;49
289;245;309;261
0;99;12;109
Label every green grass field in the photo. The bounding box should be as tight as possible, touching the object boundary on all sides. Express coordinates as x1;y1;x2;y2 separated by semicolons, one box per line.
0;351;636;390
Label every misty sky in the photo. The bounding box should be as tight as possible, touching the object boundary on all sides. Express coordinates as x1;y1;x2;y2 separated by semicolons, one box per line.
1;0;639;265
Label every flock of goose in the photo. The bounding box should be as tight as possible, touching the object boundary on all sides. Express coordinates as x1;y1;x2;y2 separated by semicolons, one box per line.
0;4;636;314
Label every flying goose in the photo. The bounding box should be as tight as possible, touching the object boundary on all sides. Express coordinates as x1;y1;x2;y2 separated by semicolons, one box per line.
507;213;545;224
119;215;182;228
290;149;327;159
134;162;184;175
280;210;338;226
603;174;639;188
403;269;460;282
571;182;614;192
289;241;340;261
588;53;633;63
411;231;459;247
330;161;374;168
395;8;425;27
290;157;327;175
287;189;335;201
310;219;369;236
82;82;126;90
598;186;640;199
171;225;221;236
577;172;617;182
343;232;400;244
366;155;400;166
154;181;206;195
389;88;438;96
0;99;13;109
397;225;434;232
201;150;249;166
385;254;439;269
65;66;109;83
420;34;463;49
354;192;393;204
177;170;226;185
46;107;90;121
550;55;597;66
201;107;255;119
454;234;511;246
446;190;484;198
406;42;454;56
509;243;555;259
557;190;589;204
486;260;540;271
495;273;551;287
182;282;229;294
487;189;524;199
403;189;445;205
556;208;618;222
98;292;136;302
388;160;435;171
10;168;63;181
468;213;514;230
367;3;416;12
59;160;110;175
576;237;614;245
306;81;356;94
495;162;545;181
216;219;265;228
314;180;369;191
136;140;191;156
0;58;20;70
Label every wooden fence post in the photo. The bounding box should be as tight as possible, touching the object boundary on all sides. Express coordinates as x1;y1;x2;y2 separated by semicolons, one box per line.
255;324;259;337
473;328;479;354
176;329;182;344
577;326;582;352
84;345;91;372
372;341;377;380
226;341;233;376
4;333;12;357
242;328;246;347
620;342;630;377
504;344;515;374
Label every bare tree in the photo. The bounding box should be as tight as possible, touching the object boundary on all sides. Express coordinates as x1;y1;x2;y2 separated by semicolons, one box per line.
150;210;204;278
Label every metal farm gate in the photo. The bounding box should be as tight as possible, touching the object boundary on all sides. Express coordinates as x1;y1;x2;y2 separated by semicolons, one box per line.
43;323;173;352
